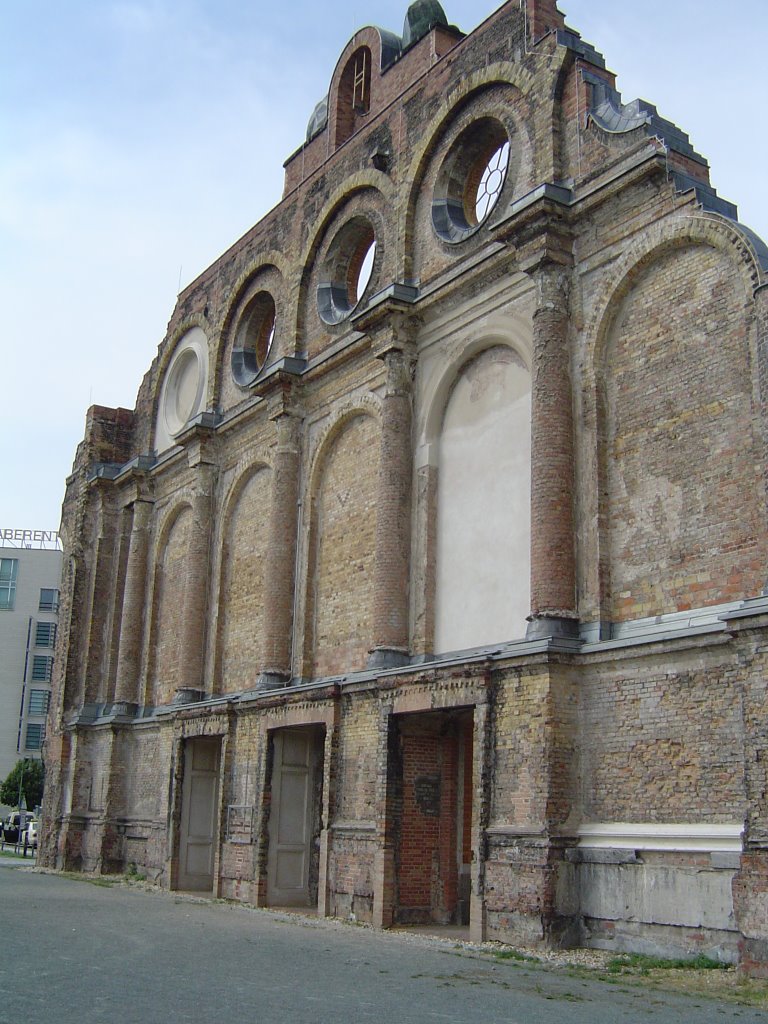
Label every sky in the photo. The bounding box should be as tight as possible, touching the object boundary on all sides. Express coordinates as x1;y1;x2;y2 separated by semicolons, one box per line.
2;0;767;532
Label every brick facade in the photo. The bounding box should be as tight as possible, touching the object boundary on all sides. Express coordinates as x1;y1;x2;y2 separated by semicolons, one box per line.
41;0;768;973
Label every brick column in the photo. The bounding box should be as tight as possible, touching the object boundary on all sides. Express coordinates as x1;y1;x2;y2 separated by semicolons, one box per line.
526;262;578;639
259;410;302;690
82;487;118;706
369;344;414;669
114;499;153;709
179;464;214;697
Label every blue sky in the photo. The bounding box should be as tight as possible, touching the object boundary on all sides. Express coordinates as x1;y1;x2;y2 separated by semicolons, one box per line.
2;0;766;531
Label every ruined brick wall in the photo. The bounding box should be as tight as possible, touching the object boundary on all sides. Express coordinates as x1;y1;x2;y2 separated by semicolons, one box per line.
602;243;765;621
149;507;193;705
308;414;380;678
42;0;768;974
217;468;272;693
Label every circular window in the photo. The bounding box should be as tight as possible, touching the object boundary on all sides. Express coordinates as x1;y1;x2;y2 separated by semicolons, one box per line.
231;291;276;387
318;218;377;325
432;119;510;243
159;327;209;446
162;339;205;436
169;349;200;428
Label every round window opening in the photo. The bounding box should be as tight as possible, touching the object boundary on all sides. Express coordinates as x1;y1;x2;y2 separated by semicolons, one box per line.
164;346;204;437
432;119;511;244
318;218;377;325
231;291;277;387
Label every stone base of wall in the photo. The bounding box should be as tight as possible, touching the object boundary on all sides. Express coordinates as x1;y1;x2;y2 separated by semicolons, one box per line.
583;918;739;964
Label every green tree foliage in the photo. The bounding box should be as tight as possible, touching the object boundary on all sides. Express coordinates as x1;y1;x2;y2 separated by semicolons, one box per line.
0;759;44;809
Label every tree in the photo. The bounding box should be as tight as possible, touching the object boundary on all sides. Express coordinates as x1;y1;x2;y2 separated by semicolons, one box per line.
0;759;44;810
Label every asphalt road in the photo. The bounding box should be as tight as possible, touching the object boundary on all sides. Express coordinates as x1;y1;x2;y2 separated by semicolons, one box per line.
1;861;765;1024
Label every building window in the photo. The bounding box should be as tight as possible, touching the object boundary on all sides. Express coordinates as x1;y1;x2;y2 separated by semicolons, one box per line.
31;655;53;682
35;621;57;648
0;558;18;610
39;588;59;612
432;118;512;243
28;690;51;716
231;291;277;387
25;723;46;750
317;217;377;325
334;46;372;146
352;48;370;113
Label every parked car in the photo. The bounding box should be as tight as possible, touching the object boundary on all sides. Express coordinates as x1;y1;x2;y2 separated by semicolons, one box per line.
2;812;35;844
24;819;39;849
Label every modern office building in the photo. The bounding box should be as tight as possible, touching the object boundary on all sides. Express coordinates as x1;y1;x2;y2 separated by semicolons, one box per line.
0;533;61;812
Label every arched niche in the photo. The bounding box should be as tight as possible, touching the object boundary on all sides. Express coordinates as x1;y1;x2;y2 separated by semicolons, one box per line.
305;412;381;678
433;344;531;653
216;466;273;694
598;241;765;621
147;504;193;705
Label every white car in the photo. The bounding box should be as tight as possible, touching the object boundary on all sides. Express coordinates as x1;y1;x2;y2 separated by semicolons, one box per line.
24;819;39;848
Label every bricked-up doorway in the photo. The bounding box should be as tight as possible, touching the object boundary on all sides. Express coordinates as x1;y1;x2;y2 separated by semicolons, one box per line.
266;727;325;908
178;736;222;892
394;710;474;926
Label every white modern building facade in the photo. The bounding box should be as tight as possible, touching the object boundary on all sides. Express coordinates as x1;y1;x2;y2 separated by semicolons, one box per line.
0;532;62;812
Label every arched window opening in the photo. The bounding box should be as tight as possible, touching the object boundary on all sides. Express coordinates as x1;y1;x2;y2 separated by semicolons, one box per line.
334;47;372;147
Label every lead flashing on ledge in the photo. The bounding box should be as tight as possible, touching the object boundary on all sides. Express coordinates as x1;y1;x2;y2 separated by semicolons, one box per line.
577;822;744;853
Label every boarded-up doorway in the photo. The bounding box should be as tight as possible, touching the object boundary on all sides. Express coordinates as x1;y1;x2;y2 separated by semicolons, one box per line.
394;709;474;925
178;736;222;892
267;726;325;907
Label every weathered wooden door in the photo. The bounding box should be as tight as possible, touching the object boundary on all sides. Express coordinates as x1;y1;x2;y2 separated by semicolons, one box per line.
267;730;316;906
178;737;221;892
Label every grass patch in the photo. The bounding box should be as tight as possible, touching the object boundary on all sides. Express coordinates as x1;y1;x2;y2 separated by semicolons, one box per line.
606;953;728;976
494;949;539;964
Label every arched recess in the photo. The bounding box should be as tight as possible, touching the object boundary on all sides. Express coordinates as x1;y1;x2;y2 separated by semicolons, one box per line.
303;409;381;678
595;233;766;622
215;464;273;694
426;339;532;654
146;503;193;706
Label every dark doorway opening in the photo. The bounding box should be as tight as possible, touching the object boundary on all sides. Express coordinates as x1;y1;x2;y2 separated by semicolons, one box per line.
393;708;473;926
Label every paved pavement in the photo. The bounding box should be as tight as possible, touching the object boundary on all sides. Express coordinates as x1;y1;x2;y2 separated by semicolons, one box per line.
1;863;765;1024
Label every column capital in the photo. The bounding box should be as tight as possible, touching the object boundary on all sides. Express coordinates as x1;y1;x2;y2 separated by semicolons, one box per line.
119;481;154;510
267;382;304;425
352;291;420;354
494;189;573;275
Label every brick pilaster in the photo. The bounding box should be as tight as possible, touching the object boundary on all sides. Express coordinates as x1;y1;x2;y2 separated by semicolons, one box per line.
369;339;415;669
527;262;578;638
114;499;153;707
179;465;214;695
83;487;118;705
259;411;302;688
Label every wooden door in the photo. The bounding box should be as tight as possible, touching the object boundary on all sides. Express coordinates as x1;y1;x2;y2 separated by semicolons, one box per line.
267;730;315;906
178;737;221;892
